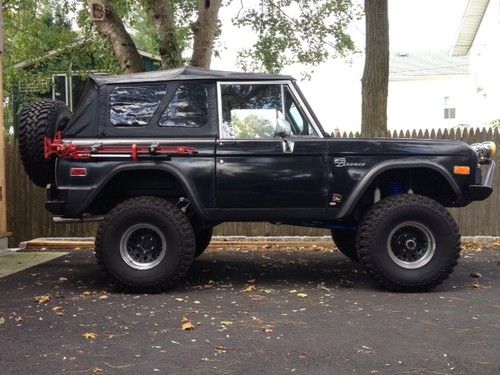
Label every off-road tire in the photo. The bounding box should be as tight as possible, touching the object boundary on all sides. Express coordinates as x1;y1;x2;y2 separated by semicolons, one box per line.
95;197;195;291
331;229;358;261
18;100;71;187
356;194;460;292
194;227;213;258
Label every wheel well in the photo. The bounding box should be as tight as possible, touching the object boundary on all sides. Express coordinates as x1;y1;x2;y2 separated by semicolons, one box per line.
87;169;188;215
351;168;457;218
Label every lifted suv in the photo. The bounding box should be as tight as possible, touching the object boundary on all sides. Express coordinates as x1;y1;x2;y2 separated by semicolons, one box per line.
19;67;496;292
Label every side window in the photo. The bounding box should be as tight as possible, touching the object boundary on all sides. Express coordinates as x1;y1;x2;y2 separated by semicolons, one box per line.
110;86;166;127
159;84;208;128
284;86;318;137
221;84;281;139
220;83;318;138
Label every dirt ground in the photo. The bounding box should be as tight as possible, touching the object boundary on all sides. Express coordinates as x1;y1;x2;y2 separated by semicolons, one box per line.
0;240;499;375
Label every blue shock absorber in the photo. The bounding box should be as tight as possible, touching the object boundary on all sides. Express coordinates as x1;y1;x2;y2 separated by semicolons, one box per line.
388;181;404;195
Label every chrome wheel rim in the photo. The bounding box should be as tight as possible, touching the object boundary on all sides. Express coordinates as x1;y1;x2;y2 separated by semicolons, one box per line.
387;221;435;269
119;223;167;270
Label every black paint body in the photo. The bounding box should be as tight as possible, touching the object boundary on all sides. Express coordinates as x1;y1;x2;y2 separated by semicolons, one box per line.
46;70;495;227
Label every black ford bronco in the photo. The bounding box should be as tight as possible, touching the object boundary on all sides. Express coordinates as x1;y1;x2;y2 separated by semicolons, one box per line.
18;67;496;292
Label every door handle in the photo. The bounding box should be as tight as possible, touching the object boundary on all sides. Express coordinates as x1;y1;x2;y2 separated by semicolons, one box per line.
281;139;295;153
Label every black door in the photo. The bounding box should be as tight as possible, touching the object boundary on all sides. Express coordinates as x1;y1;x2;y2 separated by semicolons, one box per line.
214;82;327;220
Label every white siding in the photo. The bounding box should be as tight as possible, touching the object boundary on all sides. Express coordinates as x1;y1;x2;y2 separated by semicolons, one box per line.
388;75;476;131
468;0;500;124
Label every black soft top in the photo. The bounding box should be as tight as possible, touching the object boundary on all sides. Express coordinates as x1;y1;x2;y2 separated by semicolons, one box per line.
90;66;294;86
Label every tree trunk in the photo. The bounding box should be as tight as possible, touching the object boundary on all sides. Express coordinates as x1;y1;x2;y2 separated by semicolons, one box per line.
361;0;389;136
141;0;182;69
191;0;222;68
88;0;144;73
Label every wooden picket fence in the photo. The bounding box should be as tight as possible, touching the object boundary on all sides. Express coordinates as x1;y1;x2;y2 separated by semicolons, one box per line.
4;127;499;247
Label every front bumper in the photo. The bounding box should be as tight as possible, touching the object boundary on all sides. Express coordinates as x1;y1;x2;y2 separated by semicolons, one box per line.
467;160;495;201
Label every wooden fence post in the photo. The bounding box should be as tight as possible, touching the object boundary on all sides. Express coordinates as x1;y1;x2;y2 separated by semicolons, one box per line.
0;1;9;250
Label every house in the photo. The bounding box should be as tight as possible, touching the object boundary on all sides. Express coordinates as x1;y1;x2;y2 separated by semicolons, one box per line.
452;0;500;126
11;41;161;136
388;51;473;131
387;0;500;131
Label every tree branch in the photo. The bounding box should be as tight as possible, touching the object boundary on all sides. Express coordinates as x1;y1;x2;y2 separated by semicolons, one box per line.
88;0;144;73
141;0;182;69
191;0;222;68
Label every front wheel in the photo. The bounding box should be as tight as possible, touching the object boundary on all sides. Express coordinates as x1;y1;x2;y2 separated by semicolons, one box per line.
331;229;358;261
95;197;195;291
356;194;460;292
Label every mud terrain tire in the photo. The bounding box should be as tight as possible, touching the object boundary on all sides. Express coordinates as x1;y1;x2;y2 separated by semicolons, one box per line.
356;194;460;292
18;100;71;187
194;227;213;258
331;229;358;261
95;197;195;291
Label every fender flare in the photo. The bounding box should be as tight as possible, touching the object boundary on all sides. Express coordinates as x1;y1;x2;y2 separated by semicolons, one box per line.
79;162;206;219
335;160;462;219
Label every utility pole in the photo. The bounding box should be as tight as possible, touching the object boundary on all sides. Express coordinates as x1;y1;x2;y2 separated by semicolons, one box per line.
0;0;8;250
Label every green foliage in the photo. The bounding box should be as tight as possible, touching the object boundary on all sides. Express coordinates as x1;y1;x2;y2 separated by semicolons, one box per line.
491;119;500;128
231;114;276;139
233;0;361;75
3;0;123;134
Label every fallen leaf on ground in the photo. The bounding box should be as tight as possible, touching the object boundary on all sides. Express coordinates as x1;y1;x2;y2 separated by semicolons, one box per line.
263;327;273;333
297;293;308;298
92;368;103;373
29;273;39;277
58;277;68;282
0;317;5;325
471;281;487;289
15;316;23;322
203;280;215;289
181;317;194;330
98;295;109;300
82;332;97;340
215;346;227;353
242;285;257;293
52;306;64;316
34;295;51;304
174;298;184;302
220;320;233;327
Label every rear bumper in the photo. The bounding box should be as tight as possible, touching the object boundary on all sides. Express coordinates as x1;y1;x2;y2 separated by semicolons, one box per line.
45;184;93;217
467;160;495;201
45;184;66;215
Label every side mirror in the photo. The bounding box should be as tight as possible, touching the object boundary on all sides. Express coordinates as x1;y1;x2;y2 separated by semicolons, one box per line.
276;113;292;138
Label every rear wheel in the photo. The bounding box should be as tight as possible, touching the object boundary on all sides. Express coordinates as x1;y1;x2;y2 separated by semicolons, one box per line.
356;194;460;292
95;197;195;291
331;229;358;261
194;227;213;258
18;100;71;187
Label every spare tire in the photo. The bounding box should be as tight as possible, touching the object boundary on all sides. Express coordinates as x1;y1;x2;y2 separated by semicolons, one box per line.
18;100;71;187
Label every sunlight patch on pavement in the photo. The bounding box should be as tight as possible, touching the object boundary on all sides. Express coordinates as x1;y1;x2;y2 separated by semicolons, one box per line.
0;252;68;278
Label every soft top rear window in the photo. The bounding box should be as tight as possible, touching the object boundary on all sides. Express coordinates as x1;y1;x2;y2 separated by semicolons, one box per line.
110;85;167;127
159;84;208;128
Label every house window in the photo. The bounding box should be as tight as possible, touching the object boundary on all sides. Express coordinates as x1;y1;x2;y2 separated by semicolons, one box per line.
53;74;68;105
443;96;456;119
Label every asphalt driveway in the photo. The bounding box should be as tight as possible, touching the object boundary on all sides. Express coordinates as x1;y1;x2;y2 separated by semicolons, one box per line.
0;240;499;375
